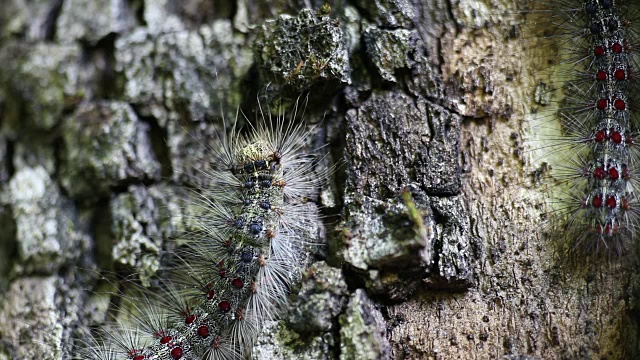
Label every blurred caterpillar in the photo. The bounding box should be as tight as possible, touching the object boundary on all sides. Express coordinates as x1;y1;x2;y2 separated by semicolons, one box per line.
529;0;640;256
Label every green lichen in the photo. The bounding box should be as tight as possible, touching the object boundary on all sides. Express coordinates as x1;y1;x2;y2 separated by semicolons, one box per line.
59;102;161;200
339;289;390;360
364;27;412;82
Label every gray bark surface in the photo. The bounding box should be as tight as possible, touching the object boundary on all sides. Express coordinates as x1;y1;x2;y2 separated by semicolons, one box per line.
1;0;638;359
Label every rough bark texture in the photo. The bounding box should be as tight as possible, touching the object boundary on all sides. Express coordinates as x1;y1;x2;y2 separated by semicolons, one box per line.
1;0;639;359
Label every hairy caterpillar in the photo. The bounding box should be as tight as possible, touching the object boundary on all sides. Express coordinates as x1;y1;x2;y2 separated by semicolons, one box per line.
71;98;326;360
0;97;325;359
515;0;640;257
454;0;640;257
0;2;350;357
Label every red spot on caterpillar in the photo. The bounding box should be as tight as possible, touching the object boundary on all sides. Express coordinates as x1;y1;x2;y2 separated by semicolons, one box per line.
622;198;630;210
185;314;196;325
197;325;210;338
160;335;173;344
219;300;232;312
614;99;626;110
593;195;603;208
170;347;183;359
606;196;617;208
595;130;606;143
212;336;221;349
207;290;215;300
231;278;244;288
236;307;245;320
594;224;602;234
596;70;607;81
608;167;619;180
612;42;623;53
595;46;605;56
593;167;605;179
611;131;622;144
219;269;227;278
129;350;145;360
597;99;608;110
614;69;626;81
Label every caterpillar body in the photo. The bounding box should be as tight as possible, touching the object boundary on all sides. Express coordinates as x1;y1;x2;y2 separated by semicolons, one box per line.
78;102;324;360
524;0;640;256
465;0;640;257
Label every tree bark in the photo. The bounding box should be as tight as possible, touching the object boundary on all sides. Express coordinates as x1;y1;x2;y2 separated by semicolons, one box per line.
1;0;638;359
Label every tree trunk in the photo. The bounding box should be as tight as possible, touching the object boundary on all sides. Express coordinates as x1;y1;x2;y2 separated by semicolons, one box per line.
0;0;638;359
